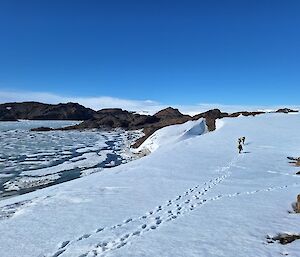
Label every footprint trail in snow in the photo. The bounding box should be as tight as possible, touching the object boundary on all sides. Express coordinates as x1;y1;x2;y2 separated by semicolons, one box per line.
47;156;240;257
47;155;299;257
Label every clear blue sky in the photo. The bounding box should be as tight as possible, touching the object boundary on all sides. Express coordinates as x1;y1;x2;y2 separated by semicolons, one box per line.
0;0;299;105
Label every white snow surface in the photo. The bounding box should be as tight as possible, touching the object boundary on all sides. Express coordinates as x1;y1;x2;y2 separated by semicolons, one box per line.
0;113;299;257
135;119;207;153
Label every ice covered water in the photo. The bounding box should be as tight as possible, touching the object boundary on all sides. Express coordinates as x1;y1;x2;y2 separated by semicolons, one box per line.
0;120;142;199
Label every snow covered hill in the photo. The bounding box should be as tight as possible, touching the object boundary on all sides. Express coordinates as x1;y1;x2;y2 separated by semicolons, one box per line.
0;113;299;257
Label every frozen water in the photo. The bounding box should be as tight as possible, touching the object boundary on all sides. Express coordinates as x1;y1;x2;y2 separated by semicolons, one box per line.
0;120;143;198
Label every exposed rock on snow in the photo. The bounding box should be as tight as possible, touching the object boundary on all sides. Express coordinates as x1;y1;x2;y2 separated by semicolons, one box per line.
276;108;299;114
296;194;300;213
267;233;300;245
193;109;228;131
228;111;265;117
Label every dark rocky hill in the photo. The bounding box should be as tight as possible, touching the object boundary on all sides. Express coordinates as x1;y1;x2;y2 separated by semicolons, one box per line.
0;108;18;121
0;102;96;120
59;107;191;148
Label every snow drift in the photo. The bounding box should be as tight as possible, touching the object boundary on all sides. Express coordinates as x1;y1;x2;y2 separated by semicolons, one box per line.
135;118;207;153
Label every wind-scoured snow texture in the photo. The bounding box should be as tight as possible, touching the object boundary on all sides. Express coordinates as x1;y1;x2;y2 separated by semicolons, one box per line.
135;119;207;153
0;121;142;198
0;114;300;257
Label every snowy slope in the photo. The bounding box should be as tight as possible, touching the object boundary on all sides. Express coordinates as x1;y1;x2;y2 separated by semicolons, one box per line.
135;119;207;153
0;113;299;257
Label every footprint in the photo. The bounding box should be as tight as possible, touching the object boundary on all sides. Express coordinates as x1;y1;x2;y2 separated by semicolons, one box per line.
59;241;70;249
78;234;91;241
132;231;140;236
141;224;147;229
96;228;104;233
156;220;162;225
52;249;65;257
78;253;88;257
125;218;132;223
116;242;127;249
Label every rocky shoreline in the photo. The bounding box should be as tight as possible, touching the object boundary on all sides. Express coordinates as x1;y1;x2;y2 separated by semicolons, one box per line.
1;102;298;148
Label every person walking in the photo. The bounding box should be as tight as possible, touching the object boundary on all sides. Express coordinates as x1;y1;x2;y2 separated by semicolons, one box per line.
241;136;245;144
238;142;243;154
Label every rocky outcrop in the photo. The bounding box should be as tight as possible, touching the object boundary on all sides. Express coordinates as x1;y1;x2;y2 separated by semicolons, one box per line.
61;107;191;148
63;108;160;130
132;108;191;148
267;233;300;245
228;111;265;117
296;194;300;213
0;108;18;121
275;108;299;113
193;109;229;131
0;102;96;120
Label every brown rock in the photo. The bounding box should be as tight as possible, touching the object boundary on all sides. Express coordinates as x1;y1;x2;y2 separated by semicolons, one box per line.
193;109;229;131
0;102;96;120
296;194;300;213
276;108;299;113
270;233;300;245
229;111;265;117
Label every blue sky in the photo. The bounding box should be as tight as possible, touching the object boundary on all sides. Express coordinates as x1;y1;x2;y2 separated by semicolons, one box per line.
0;0;299;108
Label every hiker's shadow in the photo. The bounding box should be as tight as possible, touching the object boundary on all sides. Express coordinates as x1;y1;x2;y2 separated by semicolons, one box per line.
244;142;252;146
243;151;251;154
